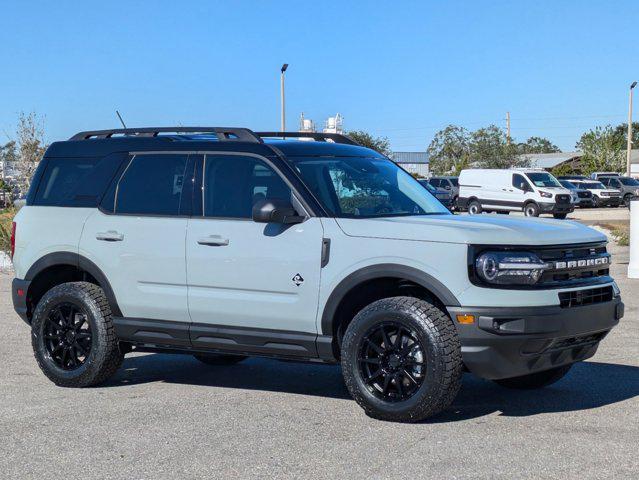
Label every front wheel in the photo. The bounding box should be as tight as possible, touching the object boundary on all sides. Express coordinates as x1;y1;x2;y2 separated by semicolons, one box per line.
31;282;123;387
468;200;482;215
341;297;462;422
493;365;572;390
523;202;540;217
592;196;600;207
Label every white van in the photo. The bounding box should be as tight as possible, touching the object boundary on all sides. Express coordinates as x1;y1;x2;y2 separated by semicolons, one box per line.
458;169;574;219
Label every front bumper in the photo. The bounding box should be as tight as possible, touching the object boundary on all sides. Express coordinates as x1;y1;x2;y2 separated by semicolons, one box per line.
448;296;623;380
597;196;621;206
576;198;595;207
12;278;31;324
540;202;574;214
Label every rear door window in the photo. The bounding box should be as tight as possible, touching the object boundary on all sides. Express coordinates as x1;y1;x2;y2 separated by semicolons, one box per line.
114;154;188;215
512;174;530;191
429;178;440;187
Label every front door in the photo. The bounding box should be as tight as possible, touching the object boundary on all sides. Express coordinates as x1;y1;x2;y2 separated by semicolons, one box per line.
186;153;324;355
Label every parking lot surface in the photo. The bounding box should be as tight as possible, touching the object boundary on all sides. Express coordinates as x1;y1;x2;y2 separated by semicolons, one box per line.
1;236;638;479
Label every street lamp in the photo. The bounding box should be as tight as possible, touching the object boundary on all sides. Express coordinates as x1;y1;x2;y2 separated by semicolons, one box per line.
280;64;289;132
627;81;637;176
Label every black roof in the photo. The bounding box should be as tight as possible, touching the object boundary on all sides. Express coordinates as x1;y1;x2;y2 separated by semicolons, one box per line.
46;127;381;159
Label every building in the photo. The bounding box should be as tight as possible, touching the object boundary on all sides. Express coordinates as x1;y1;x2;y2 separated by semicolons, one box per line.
390;152;429;177
520;150;639;178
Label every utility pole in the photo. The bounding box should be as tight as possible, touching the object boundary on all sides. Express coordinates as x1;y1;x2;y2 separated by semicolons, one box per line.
280;64;289;132
627;82;637;176
506;111;511;145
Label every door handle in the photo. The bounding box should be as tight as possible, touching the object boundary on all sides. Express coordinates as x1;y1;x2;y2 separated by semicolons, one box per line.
197;235;229;247
96;231;124;242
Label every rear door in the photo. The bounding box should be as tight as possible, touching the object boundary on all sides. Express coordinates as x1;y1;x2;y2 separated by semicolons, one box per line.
185;153;324;354
80;152;193;328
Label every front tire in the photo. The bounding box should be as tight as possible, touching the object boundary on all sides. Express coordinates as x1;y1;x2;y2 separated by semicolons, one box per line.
468;200;482;215
523;202;540;217
592;195;600;207
341;297;462;422
493;365;572;390
31;282;123;387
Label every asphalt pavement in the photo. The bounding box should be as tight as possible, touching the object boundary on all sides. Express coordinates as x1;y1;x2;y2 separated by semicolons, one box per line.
1;235;637;479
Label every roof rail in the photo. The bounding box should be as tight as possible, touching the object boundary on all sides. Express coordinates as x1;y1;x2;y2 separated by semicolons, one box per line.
255;131;360;145
69;127;262;143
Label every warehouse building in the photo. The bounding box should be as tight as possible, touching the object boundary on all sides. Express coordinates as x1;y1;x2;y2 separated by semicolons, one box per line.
390;152;429;177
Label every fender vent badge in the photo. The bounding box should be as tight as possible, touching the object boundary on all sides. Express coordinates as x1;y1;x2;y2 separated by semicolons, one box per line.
292;274;304;286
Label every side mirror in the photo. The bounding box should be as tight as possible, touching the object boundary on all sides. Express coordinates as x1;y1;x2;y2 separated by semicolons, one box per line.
252;198;305;224
444;185;451;190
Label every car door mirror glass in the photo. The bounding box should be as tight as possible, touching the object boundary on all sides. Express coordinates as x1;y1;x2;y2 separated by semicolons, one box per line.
252;198;304;224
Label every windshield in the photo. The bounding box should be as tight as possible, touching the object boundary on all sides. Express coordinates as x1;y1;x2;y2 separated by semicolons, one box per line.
449;178;458;186
581;182;605;189
525;172;562;188
620;177;639;186
292;156;450;218
559;180;576;189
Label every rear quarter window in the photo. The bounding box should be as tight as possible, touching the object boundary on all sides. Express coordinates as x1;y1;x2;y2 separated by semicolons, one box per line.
33;154;126;207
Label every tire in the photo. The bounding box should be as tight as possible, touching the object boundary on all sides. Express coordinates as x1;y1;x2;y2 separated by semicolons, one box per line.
193;353;248;366
592;196;600;207
623;194;633;207
341;296;462;423
493;365;572;390
451;196;458;211
31;282;123;387
468;200;482;215
523;202;540;217
553;213;567;219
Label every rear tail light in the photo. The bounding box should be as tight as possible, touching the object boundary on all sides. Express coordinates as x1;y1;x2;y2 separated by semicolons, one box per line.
10;221;16;259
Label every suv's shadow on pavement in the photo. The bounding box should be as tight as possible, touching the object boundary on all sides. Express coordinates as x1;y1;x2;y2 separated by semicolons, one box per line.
108;354;639;422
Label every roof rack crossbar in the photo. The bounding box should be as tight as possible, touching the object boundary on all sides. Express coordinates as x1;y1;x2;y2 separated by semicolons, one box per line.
255;131;360;145
69;127;262;143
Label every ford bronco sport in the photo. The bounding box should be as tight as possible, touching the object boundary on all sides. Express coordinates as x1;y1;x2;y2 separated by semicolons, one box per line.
12;127;624;422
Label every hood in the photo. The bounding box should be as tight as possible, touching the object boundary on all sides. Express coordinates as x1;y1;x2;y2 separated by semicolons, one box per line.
335;214;606;246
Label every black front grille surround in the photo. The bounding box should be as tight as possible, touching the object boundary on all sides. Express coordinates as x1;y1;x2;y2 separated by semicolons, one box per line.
577;191;592;198
555;194;571;204
468;242;613;290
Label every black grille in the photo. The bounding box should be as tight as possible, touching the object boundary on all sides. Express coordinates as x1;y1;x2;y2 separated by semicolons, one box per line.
558;286;613;308
556;194;571;204
577;191;592;198
536;242;610;287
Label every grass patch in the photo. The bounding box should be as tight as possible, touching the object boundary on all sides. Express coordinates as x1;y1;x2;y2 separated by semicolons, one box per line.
598;222;630;246
0;207;17;256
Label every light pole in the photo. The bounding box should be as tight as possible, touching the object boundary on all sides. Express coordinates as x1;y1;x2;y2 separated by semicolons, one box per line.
280;64;289;132
627;81;637;176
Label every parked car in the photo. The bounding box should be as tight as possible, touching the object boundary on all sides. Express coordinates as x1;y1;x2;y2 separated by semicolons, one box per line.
558;180;594;208
557;175;588;182
570;180;622;207
590;172;619;180
428;176;459;209
598;176;639;206
458;168;574;218
11;127;623;423
419;180;452;209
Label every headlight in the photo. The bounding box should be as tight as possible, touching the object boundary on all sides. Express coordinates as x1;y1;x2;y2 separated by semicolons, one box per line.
475;251;550;285
539;191;552;198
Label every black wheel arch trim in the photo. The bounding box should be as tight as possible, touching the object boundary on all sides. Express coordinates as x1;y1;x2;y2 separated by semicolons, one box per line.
24;252;123;317
320;263;461;336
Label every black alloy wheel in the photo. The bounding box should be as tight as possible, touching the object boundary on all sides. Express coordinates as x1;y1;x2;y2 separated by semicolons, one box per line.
358;322;425;402
43;302;92;370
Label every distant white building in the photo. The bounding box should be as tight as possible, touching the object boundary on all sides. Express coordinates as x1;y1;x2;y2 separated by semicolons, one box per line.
390;152;429;177
520;150;639;178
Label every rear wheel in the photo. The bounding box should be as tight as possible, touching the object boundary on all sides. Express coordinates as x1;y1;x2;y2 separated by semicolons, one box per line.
31;282;123;387
494;365;572;390
341;296;462;422
523;202;540;217
468;200;482;215
193;353;248;366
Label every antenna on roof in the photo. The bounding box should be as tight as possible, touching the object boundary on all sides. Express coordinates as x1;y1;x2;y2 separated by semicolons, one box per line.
115;110;127;129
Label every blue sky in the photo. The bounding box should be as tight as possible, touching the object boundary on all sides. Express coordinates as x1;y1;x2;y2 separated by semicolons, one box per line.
0;0;636;151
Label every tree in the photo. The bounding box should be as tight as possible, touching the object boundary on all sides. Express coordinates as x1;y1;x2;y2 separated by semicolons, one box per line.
0;141;18;163
613;122;639;150
427;125;471;175
517;136;561;154
470;124;528;169
9;112;47;195
346;130;392;156
575;125;625;175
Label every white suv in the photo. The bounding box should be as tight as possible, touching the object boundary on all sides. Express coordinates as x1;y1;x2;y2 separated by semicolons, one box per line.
11;127;624;422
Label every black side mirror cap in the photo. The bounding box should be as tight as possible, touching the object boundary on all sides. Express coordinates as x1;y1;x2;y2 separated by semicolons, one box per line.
252;198;305;224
